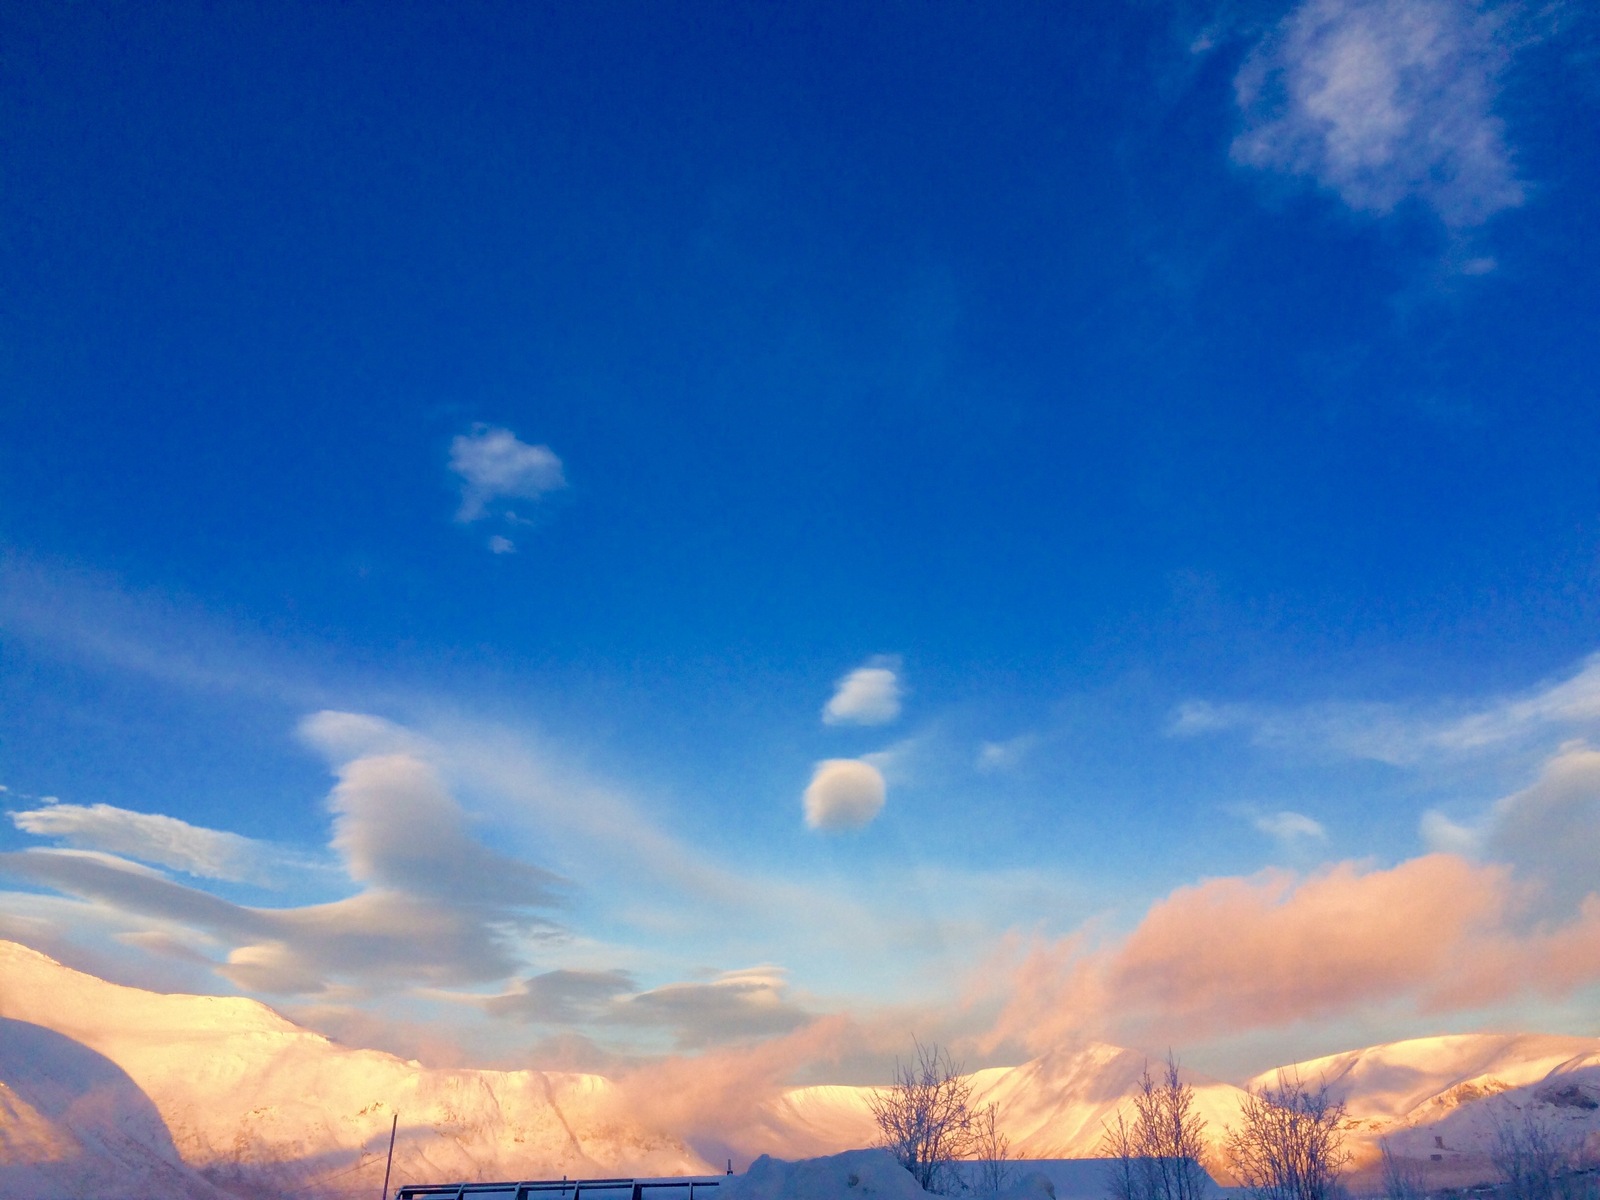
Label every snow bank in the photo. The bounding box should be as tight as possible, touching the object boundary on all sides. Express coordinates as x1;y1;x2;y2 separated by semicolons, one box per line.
724;1149;1058;1200
726;1149;933;1200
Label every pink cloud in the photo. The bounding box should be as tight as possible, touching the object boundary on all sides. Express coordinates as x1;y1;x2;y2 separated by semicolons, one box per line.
606;1016;862;1161
989;854;1600;1054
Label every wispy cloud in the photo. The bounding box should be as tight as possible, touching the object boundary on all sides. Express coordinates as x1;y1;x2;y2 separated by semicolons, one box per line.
0;552;326;706
449;425;567;523
0;751;567;996
1232;0;1525;230
7;800;303;884
822;658;903;726
607;967;812;1050
975;732;1040;773
1252;809;1329;845
482;967;638;1025
1171;651;1600;766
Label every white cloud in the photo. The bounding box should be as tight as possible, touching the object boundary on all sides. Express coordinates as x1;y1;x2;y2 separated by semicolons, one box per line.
1482;741;1600;914
822;658;903;726
449;425;566;523
1253;809;1328;843
482;968;637;1025
487;535;516;555
1417;741;1600;915
1419;807;1481;856
1232;0;1524;229
857;734;926;787
0;747;567;997
976;732;1040;773
1434;655;1600;749
1171;651;1600;767
802;759;887;832
606;966;811;1048
477;964;812;1050
327;752;564;909
8;801;285;883
298;710;430;764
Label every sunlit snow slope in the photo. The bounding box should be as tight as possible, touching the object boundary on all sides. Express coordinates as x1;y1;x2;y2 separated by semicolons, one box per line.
0;941;706;1199
761;1046;1250;1162
4;940;1600;1199
766;1035;1600;1185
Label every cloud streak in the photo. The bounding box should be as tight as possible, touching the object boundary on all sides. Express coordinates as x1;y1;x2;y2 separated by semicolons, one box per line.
976;733;1040;773
0;752;566;997
608;967;813;1050
7;801;294;884
1253;810;1328;845
1171;652;1600;766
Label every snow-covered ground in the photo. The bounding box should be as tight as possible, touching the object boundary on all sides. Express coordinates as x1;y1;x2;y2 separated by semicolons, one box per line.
3;940;1599;1199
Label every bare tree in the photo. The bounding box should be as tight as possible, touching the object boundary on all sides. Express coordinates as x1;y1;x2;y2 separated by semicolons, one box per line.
870;1040;975;1194
1101;1053;1212;1200
970;1102;1016;1200
1224;1073;1349;1200
1103;1109;1143;1200
1379;1139;1427;1200
1490;1107;1597;1200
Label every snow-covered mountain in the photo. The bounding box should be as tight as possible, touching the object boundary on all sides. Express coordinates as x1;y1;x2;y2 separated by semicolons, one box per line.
764;1034;1600;1186
759;1046;1251;1163
4;940;1599;1199
0;941;706;1198
1263;1034;1600;1185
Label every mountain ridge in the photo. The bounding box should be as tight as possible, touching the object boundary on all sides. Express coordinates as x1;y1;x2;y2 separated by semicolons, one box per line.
3;941;1598;1199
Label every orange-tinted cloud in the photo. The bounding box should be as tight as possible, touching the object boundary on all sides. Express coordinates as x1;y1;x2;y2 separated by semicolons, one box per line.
990;853;1600;1054
606;1015;862;1161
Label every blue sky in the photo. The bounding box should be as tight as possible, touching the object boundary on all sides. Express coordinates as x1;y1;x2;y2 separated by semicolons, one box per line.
3;0;1600;1083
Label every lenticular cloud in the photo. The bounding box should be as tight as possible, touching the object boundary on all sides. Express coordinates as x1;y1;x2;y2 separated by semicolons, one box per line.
803;759;886;831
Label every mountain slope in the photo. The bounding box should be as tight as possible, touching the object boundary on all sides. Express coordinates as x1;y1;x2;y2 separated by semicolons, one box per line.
0;941;706;1198
5;940;1600;1198
1258;1033;1600;1123
1261;1034;1600;1185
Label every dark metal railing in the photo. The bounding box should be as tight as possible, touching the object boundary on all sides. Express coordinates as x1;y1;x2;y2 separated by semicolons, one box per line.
396;1176;728;1200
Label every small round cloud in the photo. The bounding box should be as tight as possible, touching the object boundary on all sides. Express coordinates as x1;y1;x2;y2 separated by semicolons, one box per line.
803;759;886;831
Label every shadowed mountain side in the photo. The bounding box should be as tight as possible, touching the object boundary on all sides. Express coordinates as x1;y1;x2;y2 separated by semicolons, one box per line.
1348;1052;1600;1190
1258;1033;1600;1122
0;1018;227;1199
1254;1033;1600;1190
